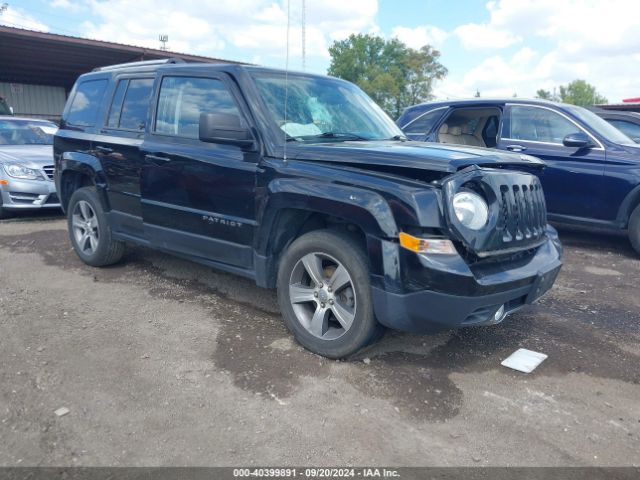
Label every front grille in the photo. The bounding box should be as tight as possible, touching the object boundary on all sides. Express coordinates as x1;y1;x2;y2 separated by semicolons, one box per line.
42;165;55;180
443;167;548;257
496;180;547;244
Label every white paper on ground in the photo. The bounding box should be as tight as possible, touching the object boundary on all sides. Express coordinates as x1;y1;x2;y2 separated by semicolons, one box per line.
501;348;548;373
54;407;70;417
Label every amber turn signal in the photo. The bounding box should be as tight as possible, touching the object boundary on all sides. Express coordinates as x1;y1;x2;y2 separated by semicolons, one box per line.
399;232;457;255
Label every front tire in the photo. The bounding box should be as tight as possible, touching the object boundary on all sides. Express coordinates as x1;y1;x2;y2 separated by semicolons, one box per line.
277;229;383;358
67;187;125;267
629;204;640;256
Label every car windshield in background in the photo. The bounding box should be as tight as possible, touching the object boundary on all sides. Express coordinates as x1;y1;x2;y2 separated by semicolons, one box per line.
0;119;57;146
566;105;635;145
251;72;404;142
607;119;640;141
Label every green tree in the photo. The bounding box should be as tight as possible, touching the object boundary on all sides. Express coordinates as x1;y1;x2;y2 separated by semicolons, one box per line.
327;34;447;118
558;80;607;106
536;89;554;100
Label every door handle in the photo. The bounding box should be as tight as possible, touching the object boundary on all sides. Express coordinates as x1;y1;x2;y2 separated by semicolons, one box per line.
145;154;171;165
506;144;527;152
95;145;113;154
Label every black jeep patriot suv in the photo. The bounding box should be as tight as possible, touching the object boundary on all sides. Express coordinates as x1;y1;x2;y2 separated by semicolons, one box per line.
54;59;562;358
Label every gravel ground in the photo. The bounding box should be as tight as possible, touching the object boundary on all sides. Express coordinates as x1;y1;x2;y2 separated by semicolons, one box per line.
0;213;638;466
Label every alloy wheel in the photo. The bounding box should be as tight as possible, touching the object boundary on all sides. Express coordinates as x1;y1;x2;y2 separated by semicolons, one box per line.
288;252;357;340
72;200;100;255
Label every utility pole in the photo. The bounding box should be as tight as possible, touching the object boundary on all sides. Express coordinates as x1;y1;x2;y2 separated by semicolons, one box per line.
301;0;306;70
159;34;168;51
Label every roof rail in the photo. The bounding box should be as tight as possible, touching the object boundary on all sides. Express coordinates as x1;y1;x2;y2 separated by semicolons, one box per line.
93;58;186;72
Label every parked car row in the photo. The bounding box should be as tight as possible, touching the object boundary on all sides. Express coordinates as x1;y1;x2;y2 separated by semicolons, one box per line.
397;99;640;255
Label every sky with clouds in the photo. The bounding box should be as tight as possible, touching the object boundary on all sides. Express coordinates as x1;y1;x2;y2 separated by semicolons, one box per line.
2;0;639;103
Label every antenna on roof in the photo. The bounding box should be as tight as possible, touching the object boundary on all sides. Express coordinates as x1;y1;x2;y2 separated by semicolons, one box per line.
283;0;291;163
159;34;168;51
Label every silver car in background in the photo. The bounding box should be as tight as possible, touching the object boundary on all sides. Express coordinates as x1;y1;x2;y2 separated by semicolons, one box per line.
0;117;60;219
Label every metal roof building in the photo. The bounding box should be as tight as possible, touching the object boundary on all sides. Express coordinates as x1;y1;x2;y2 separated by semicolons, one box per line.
595;98;640;113
0;26;244;121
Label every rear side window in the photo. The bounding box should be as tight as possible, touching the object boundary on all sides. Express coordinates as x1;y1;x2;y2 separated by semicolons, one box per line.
106;80;128;128
117;78;154;131
66;79;108;127
155;76;240;139
403;108;444;135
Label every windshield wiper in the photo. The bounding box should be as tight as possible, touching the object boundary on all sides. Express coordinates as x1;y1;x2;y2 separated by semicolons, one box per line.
304;132;372;141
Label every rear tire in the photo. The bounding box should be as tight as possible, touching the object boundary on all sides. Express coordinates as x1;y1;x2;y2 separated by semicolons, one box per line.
629;204;640;256
67;187;125;267
277;229;384;359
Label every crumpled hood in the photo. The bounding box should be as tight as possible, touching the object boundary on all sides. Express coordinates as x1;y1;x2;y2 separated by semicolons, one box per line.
0;145;54;168
285;140;544;173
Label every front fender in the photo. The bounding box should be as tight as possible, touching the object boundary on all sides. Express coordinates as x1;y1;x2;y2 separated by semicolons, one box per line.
253;178;401;288
262;178;399;240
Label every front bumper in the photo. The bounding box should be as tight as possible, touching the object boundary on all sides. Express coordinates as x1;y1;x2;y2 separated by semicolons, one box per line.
0;177;60;210
371;231;562;333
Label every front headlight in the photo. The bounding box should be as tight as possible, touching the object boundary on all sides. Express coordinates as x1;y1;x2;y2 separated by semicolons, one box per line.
452;191;489;230
3;164;45;180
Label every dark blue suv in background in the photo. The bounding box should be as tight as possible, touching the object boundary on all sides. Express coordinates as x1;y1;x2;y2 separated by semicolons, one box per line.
397;99;640;255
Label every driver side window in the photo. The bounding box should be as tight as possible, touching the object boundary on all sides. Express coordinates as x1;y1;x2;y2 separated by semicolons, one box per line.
510;106;578;144
155;76;240;139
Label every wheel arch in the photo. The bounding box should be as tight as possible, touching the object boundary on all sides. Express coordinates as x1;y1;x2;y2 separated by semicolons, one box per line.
254;180;399;288
58;152;108;213
616;183;640;228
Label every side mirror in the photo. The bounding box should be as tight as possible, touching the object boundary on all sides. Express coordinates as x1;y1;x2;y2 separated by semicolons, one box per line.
563;132;593;149
199;112;254;148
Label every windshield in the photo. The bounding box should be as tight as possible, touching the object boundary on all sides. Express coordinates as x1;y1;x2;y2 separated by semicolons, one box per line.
0;119;57;146
251;72;404;142
565;105;635;145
